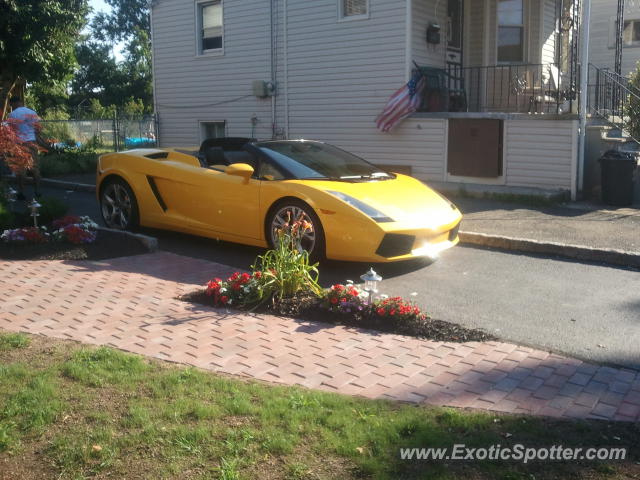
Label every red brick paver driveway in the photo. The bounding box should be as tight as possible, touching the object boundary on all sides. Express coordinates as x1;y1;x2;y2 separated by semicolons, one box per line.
1;252;639;422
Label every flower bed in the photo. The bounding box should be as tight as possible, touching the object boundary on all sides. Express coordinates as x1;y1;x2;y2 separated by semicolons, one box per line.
182;212;493;342
184;280;493;343
0;214;148;261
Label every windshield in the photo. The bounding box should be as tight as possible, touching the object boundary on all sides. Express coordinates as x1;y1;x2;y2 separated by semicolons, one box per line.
256;141;393;181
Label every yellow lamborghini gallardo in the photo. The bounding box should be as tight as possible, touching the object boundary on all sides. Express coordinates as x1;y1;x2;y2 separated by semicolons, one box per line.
96;138;461;262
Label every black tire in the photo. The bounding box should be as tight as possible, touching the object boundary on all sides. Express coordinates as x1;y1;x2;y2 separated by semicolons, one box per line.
100;177;140;230
266;199;325;262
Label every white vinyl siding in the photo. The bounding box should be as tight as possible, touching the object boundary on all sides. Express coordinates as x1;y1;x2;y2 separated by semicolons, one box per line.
283;0;407;166
589;0;640;76
540;0;557;65
152;0;577;192
505;119;577;189
412;0;447;67
467;0;486;66
153;0;274;145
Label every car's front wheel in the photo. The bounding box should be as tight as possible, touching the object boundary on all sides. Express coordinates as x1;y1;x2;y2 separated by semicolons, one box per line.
100;178;139;230
267;200;325;262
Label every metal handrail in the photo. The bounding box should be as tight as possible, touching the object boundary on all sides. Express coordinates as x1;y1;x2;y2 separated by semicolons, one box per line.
415;63;570;114
587;63;640;143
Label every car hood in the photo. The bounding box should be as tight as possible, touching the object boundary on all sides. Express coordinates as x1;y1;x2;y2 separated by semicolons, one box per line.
305;174;460;228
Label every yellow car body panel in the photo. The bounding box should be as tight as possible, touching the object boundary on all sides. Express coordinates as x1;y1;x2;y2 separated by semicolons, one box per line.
96;147;462;262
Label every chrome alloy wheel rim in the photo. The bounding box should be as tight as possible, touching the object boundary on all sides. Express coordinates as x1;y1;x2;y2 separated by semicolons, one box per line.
270;206;316;253
101;183;132;229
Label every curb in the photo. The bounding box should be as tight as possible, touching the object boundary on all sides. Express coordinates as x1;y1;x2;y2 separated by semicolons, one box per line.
2;175;96;193
42;178;96;193
11;174;639;269
459;231;640;269
98;227;158;253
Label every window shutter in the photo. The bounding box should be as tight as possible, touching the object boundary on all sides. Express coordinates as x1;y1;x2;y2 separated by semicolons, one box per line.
344;0;367;16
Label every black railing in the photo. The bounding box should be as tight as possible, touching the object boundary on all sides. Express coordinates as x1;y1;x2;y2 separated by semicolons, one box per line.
416;63;575;114
587;63;640;142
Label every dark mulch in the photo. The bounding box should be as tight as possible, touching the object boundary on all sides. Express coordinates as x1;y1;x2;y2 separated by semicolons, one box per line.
0;230;150;261
181;290;495;343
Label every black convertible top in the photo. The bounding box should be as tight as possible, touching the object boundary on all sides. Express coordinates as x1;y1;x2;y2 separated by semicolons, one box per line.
198;137;253;155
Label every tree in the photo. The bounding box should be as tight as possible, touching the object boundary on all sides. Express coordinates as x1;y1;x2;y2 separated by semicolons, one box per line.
70;38;127;109
625;62;640;142
90;0;152;112
0;0;89;118
91;0;149;44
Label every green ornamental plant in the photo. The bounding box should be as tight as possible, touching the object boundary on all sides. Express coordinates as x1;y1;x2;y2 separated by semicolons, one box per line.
624;62;640;141
205;213;322;310
250;218;322;303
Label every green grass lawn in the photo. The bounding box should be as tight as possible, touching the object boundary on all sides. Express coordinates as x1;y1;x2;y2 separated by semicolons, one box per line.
0;331;638;480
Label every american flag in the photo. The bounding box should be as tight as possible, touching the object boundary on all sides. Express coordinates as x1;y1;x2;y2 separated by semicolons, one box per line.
375;70;426;133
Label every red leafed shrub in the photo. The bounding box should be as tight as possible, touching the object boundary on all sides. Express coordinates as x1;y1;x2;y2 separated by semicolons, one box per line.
0;121;34;173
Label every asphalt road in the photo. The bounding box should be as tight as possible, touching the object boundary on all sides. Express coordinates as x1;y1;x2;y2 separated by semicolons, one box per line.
28;185;640;369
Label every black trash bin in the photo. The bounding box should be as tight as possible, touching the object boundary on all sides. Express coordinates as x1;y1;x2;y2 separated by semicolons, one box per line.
599;150;637;206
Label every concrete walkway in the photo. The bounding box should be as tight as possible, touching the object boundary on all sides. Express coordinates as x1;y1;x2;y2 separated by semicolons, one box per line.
454;196;640;254
1;251;639;422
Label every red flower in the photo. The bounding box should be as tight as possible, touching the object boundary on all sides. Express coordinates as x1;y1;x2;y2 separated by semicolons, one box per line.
390;309;396;316
253;271;262;279
220;296;229;304
330;297;338;304
377;308;385;316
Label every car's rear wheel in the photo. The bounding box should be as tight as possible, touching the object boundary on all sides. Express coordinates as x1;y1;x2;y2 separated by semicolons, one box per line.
267;200;325;262
100;178;139;230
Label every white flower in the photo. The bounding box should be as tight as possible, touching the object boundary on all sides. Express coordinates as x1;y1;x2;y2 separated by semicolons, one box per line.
346;279;354;284
379;294;389;300
410;292;418;297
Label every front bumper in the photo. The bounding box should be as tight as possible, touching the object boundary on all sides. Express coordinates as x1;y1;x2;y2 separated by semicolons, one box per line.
323;212;462;263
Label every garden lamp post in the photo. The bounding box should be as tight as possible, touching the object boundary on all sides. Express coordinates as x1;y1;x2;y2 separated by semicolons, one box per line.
5;187;17;212
29;199;41;228
360;268;382;305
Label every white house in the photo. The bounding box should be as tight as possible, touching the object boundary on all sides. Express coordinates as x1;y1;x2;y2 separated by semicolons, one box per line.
151;0;584;197
589;0;640;77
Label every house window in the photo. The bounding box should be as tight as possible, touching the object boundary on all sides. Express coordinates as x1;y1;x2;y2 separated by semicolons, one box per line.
623;19;640;46
340;0;368;19
497;0;524;63
201;121;226;140
198;1;223;53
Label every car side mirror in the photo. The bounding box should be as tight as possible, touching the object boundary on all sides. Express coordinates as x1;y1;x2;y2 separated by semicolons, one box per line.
225;163;254;180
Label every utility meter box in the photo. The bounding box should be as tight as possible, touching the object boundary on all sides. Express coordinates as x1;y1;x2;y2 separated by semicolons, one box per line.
253;80;275;98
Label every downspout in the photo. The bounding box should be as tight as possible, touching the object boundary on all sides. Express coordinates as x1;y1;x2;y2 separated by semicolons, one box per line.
271;0;276;139
149;0;160;145
577;0;591;201
405;0;412;81
284;0;290;138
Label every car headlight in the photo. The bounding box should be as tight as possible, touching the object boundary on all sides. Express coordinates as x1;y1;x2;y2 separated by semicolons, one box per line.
326;191;394;223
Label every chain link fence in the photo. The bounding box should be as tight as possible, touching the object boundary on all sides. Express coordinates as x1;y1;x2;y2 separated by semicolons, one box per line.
39;115;158;152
